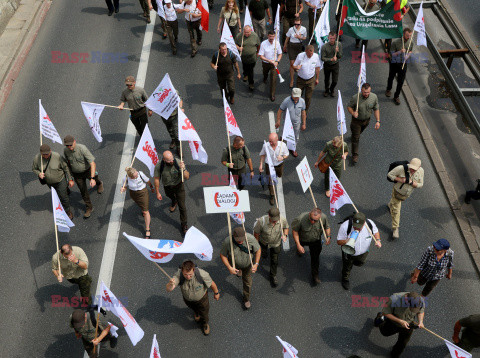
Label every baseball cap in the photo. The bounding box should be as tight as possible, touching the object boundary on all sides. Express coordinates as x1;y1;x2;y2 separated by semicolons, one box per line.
233;227;246;242
292;88;302;97
433;238;450;251
352;212;366;230
125;76;135;85
164;0;172;3
63;135;75;146
409;158;421;171
40;144;51;154
71;309;86;331
268;207;280;221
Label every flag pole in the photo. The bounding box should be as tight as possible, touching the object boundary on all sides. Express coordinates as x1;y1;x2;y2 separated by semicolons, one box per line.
335;0;341;15
308;185;327;239
240;33;244;56
121;157;136;191
420;326;448;341
241;221;254;269
308;13;321;45
350;202;378;243
334;18;342;57
402;30;415;70
355;85;361;113
224;90;233;164
92;311;101;354
54;224;62;279
179;141;184;183
153;262;173;280
342;133;345;170
40;130;44;173
227;213;236;270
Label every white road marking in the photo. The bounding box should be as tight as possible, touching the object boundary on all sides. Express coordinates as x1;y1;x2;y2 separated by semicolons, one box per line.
268;111;290;251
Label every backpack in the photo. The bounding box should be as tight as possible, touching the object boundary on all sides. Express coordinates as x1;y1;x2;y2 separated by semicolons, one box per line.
387;160;410;188
338;213;373;235
178;266;205;287
225;145;247;162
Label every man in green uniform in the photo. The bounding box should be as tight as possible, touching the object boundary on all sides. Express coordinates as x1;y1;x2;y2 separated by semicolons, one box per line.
154;150;188;236
221;136;254;190
70;308;117;358
63;135;104;219
166;260;220;335
292;208;331;284
321;31;343;97
453;314;480;353
253;208;289;287
32;144;74;219
211;42;241;104
314;136;348;197
347;83;381;164
220;227;261;309
52;244;92;305
235;26;260;91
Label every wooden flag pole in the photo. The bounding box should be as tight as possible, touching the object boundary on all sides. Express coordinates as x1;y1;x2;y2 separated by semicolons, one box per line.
179;141;184;183
55;224;61;278
308;13;321;45
240;33;245;56
92;311;101;354
350;202;378;243
40;130;44;173
241;221;254;269
153;262;173;280
334;20;342;57
355;86;361;113
308;186;327;239
402;30;415;70
121;156;136;191
342;134;346;170
227;213;236;270
421;326;448;341
216;50;220;67
335;0;341;15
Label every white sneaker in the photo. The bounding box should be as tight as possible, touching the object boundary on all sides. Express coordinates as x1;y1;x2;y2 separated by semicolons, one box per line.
392;228;399;239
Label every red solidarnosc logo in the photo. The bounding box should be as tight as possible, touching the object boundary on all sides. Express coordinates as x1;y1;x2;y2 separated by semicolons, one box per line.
102;290;112;303
43;115;51;122
56;202;63;212
142;140;159;165
181;118;194;131
153;347;160;358
225;107;238;127
156;88;171;103
330;180;344;205
149;251;171;260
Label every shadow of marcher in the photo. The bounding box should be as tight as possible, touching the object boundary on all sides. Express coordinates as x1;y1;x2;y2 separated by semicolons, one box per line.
34;283;79;313
352;273;411;297
45;332;121;358
18;170;38;199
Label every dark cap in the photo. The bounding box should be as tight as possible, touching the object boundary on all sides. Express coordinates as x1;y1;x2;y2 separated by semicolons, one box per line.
352;212;366;230
71;309;86;331
125;76;135;84
63;135;75;146
268;208;280;221
233;227;246;242
433;238;450;251
40;144;51;154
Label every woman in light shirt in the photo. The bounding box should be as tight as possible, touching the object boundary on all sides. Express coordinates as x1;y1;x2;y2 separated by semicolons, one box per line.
120;167;154;239
217;0;241;35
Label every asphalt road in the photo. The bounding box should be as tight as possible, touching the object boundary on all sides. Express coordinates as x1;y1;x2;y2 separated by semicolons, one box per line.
1;0;479;357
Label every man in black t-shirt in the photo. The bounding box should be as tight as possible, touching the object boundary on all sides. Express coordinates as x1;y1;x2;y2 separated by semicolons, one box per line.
211;42;241;104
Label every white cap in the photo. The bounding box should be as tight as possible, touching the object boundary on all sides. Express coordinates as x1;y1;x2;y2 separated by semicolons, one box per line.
164;0;172;3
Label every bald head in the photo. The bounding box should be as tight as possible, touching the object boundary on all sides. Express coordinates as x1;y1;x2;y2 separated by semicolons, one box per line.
163;151;175;165
268;133;278;146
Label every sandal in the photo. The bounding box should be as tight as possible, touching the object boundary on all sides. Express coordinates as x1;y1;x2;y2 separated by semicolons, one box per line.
145;230;151;239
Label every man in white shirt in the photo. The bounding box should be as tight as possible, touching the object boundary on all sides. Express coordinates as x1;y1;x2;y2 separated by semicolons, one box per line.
305;0;324;38
284;18;307;88
163;0;180;55
337;212;381;290
177;0;202;57
293;44;321;112
259;133;289;204
259;30;283;102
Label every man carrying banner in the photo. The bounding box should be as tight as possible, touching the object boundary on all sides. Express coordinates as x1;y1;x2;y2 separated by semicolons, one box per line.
347;83;380;164
220;227;261;309
386;28;414;105
70;308;117;358
63;135;103;219
275;88;306;157
259;133;289;205
293;45;321;111
254;208;289;287
211;42;242;104
248;0;271;40
32;144;74;219
321;31;343;97
52;244;92;305
235;26;260;91
280;0;303;46
177;0;202;57
166;259;220;335
354;0;380;50
118;76;152;136
221;136;254;190
284;18;307;88
259;30;282;102
291;208;331;285
314;136;348;197
453;314;480;353
154;150;189;236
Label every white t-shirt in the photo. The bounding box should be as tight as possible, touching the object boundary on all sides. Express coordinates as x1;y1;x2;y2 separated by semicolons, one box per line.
286;26;307;43
259;141;289;166
259;39;282;63
164;4;179;21
337;219;378;256
180;0;201;21
127;171;150;191
293;52;321;80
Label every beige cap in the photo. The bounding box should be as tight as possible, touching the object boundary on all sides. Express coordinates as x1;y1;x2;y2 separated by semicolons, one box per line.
409;158;421;171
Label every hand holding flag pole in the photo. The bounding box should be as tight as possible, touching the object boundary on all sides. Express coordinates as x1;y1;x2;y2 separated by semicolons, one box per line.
92;306;101;354
241;221;254;269
402;31;415;70
307;186;328;239
54;224;62;280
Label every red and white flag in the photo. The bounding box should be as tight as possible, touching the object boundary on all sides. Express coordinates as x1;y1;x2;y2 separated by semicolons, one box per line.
357;45;366;89
445;340;472;358
99;282;144;346
414;2;427;47
329;167;353;216
281;109;296;151
197;0;209;32
178;106;208;163
51;187;74;232
150;334;162;358
81;101;104;142
39;99;62;144
223;90;242;137
276;336;299;358
220;20;242;61
134;124;159;177
145;73;180;119
229;175;245;224
337;90;347;135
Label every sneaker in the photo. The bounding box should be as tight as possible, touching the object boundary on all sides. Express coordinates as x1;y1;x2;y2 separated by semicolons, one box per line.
385;90;392;97
84;208;93;219
352;154;359;164
194;313;201;322
270;276;278;287
108;10;113;16
341;280;350;290
203;324;210;335
244;301;251;309
330;91;335;97
374;312;385;327
323;91;329;97
191;50;197;58
110;335;118;348
392;227;399;239
394;97;401;105
312;275;321;285
97;182;104;194
114;7;119;13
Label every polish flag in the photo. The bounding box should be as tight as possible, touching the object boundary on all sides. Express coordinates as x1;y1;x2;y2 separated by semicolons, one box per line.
197;0;209;32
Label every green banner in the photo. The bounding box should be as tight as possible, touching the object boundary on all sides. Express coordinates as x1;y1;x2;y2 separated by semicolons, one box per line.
339;0;403;40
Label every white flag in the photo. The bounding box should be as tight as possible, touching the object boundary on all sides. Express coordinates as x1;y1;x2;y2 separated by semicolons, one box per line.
229;175;245;224
134;124;159;177
156;0;166;20
81;102;104;142
178;106;208;163
414;2;427;47
274;4;281;37
244;5;253;30
223;90;243;137
313;0;330;69
329;167;353;216
281;109;296;151
444;340;472;358
145;73;180;119
276;336;299;358
99;282;144;346
150;334;162;358
336;90;347;135
264;140;277;184
51;187;74;232
39;99;62;144
108;322;119;338
188;140;208;164
220;20;242;62
123;226;214;263
357;45;367;88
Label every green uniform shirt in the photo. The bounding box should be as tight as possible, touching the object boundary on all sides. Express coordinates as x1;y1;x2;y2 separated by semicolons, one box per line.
63;143;95;174
32;152;73;185
387;165;424;198
459;314;480;346
52;246;89;279
322;141;349;170
382;292;425;327
173;268;213;302
390;37;414;64
69;313;106;340
120;86;148;110
154;158;182;187
253;215;289;248
220;234;260;270
321;42;343;65
291;212;330;243
221;145;251;170
235;32;260;64
348;93;379;121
